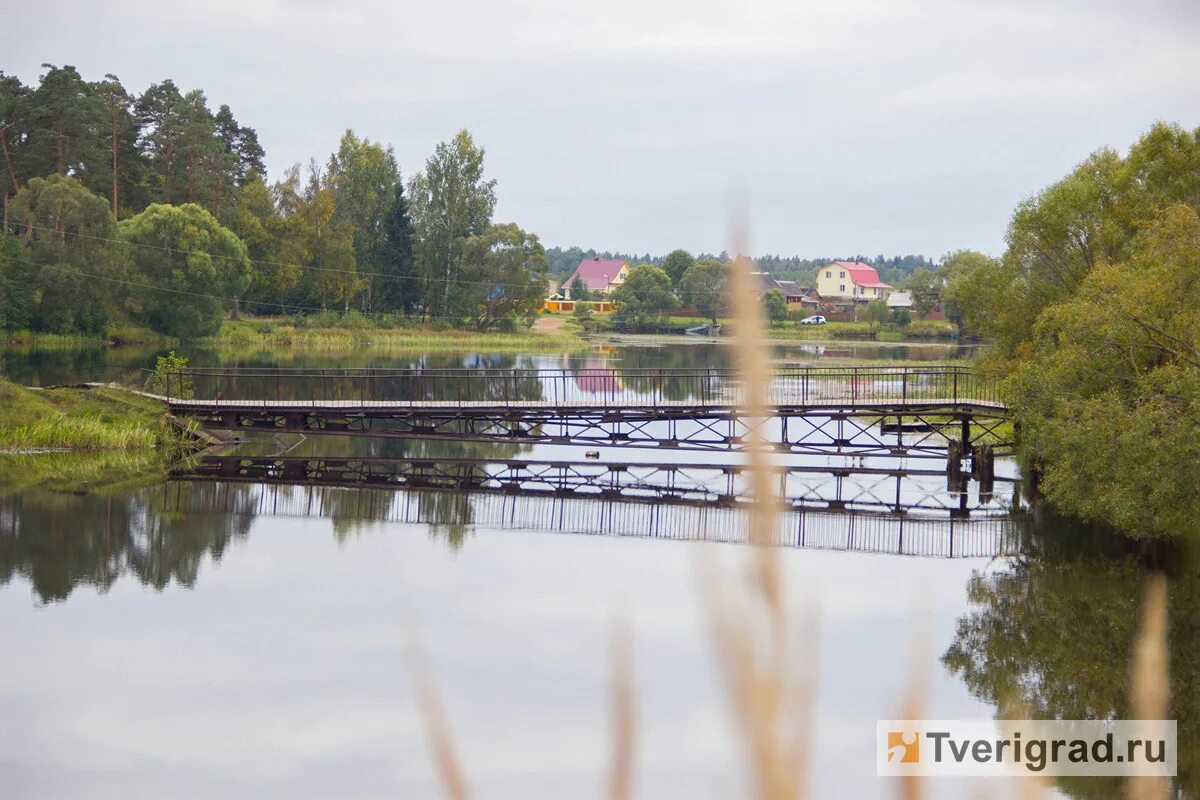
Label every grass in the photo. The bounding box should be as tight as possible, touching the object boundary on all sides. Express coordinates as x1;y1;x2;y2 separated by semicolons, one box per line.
211;318;587;352
1;326;173;350
0;378;194;455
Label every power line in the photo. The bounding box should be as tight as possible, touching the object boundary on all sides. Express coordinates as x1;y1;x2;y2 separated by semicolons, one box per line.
10;221;558;293
0;253;549;325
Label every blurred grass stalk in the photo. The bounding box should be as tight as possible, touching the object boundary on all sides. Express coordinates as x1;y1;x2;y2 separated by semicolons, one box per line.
410;225;1174;800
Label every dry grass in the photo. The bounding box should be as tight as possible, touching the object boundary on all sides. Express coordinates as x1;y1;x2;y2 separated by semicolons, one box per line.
1129;576;1170;800
408;237;1177;800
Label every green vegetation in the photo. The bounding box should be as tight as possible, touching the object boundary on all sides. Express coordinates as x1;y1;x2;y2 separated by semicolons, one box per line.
0;67;547;340
214;317;584;352
949;122;1200;538
660;248;695;287
0;378;192;454
679;258;727;324
611;265;677;332
761;289;788;325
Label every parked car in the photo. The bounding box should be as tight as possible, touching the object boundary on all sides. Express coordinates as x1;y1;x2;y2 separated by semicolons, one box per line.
800;315;827;325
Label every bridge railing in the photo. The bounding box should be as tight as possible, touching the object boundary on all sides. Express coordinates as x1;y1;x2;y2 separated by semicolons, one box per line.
155;365;1004;409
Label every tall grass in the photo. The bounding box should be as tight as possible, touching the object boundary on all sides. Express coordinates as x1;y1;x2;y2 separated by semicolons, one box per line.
0;414;158;451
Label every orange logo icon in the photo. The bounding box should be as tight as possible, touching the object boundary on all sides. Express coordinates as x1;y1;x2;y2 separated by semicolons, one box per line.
888;731;920;763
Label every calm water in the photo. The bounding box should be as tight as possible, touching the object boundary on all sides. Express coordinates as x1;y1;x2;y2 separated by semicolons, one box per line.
0;341;1192;799
0;337;980;387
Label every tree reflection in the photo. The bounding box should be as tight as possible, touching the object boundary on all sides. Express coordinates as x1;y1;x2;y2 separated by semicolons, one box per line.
0;485;254;603
943;513;1199;797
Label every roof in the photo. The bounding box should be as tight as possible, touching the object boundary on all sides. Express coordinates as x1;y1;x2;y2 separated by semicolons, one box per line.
887;291;913;308
831;261;892;290
752;272;805;296
568;258;629;292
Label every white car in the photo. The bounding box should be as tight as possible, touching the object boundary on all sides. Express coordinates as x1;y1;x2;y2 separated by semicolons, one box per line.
799;315;827;325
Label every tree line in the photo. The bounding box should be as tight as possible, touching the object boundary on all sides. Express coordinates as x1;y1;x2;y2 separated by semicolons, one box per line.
0;65;547;338
547;245;935;288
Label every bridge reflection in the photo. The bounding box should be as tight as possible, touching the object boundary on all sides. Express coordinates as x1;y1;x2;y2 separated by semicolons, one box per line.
172;455;1015;517
165;455;1024;558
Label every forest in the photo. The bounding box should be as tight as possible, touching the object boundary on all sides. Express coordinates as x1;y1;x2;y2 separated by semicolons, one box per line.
0;65;548;338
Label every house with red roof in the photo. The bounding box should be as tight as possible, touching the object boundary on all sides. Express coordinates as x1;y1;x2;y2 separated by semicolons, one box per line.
563;257;631;298
814;261;894;302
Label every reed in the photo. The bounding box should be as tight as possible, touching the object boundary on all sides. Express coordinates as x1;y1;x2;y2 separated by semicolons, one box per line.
406;237;1178;800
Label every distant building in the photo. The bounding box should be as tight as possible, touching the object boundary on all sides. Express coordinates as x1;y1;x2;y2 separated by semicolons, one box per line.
887;291;913;309
752;272;810;304
564;258;630;297
815;261;893;301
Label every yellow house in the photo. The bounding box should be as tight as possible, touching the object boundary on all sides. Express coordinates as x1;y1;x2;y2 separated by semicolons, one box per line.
815;261;893;301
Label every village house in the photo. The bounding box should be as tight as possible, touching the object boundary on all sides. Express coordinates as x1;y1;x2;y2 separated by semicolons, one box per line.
563;257;631;298
814;261;893;302
753;272;817;307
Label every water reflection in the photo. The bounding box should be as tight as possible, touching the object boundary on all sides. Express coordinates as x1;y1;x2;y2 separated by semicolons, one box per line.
0;488;252;603
944;513;1198;797
1;473;1021;604
0;338;977;388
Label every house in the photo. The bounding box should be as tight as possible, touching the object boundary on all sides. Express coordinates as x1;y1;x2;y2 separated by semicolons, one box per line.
815;261;893;301
753;272;810;305
886;291;913;309
563;257;631;298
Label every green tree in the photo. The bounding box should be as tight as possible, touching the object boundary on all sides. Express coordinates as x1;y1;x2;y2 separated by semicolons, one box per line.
1004;204;1200;538
679;258;727;324
119;203;251;338
864;298;890;331
456;223;548;330
8;175;121;333
0;233;36;330
761;289;788;326
905;267;941;318
24;65;104;180
567;277;592;302
981;123;1200;354
274;162;359;311
660;248;695;287
939;250;1001;335
326;130;400;312
376;179;417;313
408;130;497;319
612;265;677;332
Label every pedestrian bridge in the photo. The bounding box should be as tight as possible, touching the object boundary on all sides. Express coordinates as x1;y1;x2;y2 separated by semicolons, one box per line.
145;365;1011;460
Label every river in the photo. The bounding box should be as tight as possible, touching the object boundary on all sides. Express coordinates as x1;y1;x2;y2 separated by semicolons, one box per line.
0;338;1192;799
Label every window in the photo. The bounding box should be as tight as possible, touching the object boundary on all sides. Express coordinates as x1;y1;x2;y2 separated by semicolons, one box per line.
839;271;846;278
839;284;846;292
825;271;831;278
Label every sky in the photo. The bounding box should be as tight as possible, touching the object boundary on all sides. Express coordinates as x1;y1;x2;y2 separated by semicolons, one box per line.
3;0;1199;258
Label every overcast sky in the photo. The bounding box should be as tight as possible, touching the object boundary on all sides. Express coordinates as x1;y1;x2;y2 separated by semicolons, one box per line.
4;0;1199;257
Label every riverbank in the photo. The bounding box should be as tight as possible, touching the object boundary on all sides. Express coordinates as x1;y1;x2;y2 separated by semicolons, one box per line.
0;378;194;455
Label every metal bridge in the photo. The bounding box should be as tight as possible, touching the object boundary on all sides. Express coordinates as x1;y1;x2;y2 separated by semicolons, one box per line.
150;366;1011;460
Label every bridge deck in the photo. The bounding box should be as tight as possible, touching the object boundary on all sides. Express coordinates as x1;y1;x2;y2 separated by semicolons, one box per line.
150;394;1007;413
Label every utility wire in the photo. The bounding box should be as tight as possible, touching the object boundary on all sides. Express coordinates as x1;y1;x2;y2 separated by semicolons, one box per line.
0;253;548;324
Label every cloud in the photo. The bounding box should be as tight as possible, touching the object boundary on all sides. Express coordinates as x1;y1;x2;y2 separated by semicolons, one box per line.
3;0;1198;255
